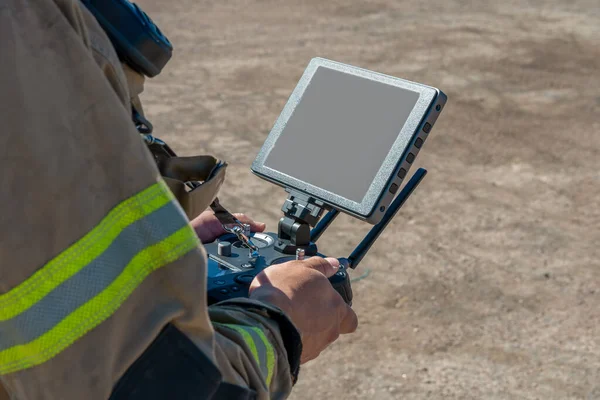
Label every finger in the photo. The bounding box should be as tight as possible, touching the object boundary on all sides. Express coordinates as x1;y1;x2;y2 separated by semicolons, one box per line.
302;256;339;278
339;305;359;334
300;350;321;365
190;212;224;243
232;213;266;232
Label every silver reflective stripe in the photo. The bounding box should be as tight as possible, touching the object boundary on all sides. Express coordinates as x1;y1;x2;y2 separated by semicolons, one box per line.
0;201;187;351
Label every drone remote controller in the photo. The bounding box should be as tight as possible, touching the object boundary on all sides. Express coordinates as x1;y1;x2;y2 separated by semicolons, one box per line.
205;233;353;305
205;169;428;306
204;58;447;306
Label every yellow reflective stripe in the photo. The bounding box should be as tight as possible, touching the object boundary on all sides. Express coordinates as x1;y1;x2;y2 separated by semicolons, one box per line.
0;180;174;321
216;323;275;387
249;327;275;387
0;225;200;375
220;324;260;366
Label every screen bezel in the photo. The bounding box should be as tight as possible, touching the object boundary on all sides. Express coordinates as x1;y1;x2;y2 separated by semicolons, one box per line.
251;57;439;220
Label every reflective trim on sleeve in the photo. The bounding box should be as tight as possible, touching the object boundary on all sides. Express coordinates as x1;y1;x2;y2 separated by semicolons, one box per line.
216;323;275;387
249;326;275;387
0;180;201;375
0;181;173;321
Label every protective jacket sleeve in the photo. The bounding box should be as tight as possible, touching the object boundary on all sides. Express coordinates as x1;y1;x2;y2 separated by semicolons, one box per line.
0;1;300;399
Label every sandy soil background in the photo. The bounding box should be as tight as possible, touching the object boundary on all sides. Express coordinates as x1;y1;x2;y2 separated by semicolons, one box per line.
136;1;600;398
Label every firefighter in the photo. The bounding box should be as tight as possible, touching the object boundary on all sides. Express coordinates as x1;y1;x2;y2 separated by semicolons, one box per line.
0;1;358;399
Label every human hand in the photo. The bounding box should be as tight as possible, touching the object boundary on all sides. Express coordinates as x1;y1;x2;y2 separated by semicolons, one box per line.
248;257;358;364
190;210;266;243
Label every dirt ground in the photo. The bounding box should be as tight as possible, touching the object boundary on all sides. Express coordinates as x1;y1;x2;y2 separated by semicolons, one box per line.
137;1;600;398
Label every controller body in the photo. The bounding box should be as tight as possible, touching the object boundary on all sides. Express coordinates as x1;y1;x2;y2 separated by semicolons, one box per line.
205;232;353;306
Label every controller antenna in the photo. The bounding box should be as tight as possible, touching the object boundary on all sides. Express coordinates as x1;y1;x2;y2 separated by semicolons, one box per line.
346;168;428;269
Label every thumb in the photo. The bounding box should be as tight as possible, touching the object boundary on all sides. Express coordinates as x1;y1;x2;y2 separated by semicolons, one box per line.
233;213;266;232
302;256;340;278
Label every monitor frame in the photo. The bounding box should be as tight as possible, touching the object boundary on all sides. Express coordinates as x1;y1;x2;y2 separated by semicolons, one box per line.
251;57;446;224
